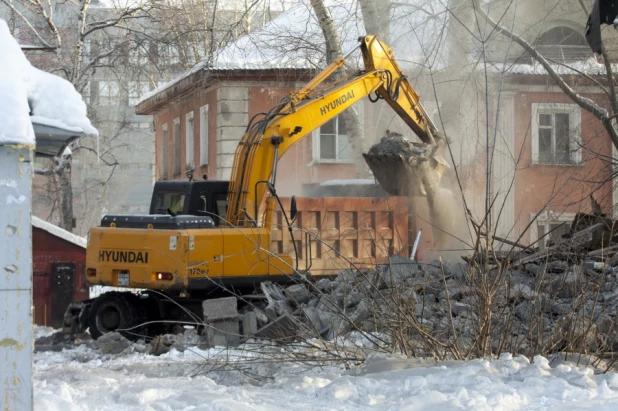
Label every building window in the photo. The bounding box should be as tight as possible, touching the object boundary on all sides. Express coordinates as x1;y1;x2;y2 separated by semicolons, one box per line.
81;81;92;105
173;118;181;176
313;116;353;162
200;105;209;166
531;103;581;165
129;41;150;66
82;39;92;60
515;26;589;64
185;111;195;170
533;211;574;251
98;81;119;106
160;123;169;179
127;81;150;106
160;44;180;66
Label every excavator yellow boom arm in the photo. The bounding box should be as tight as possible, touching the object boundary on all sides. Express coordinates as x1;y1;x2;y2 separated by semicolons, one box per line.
226;35;441;227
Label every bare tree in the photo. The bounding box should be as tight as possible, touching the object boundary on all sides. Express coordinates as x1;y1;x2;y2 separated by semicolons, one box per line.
359;0;390;42
309;0;364;171
471;0;618;152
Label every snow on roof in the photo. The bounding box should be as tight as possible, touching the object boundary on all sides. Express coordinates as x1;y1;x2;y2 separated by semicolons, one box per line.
31;116;86;135
0;19;35;145
32;216;87;249
0;19;97;147
138;0;449;105
494;58;618;76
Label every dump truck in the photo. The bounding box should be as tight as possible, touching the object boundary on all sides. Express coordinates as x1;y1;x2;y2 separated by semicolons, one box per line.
64;36;448;339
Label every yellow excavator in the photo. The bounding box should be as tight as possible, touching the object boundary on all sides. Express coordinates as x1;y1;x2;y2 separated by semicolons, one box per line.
64;36;448;339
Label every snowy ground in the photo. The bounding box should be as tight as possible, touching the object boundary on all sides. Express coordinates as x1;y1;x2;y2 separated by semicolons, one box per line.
33;330;618;411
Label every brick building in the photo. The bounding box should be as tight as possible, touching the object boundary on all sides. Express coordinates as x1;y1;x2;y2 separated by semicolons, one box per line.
137;0;618;251
32;217;88;328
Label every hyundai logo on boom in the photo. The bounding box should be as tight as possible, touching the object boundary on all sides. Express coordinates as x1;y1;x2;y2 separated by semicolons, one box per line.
99;250;149;264
320;90;355;116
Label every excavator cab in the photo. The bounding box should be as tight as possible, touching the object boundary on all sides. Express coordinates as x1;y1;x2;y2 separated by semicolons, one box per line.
149;180;230;224
99;180;231;229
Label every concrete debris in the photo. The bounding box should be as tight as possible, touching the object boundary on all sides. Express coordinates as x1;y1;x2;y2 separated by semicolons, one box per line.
284;284;311;304
254;313;301;342
225;203;618;352
38;202;618;355
148;329;204;355
362;132;447;197
98;332;131;354
203;296;241;347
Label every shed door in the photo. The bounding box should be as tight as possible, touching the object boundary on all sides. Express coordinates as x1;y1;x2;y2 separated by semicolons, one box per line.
50;262;75;328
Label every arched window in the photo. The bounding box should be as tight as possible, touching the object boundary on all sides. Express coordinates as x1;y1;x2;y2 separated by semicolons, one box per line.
516;26;589;64
534;26;589;62
535;26;588;47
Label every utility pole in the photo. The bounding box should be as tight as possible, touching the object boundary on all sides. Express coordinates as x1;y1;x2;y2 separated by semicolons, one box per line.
0;144;34;410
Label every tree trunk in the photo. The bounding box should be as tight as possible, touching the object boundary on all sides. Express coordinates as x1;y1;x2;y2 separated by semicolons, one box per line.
310;0;365;174
376;0;391;44
360;0;390;43
59;167;73;232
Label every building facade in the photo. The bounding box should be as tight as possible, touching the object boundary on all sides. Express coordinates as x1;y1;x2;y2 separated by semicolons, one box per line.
139;0;618;252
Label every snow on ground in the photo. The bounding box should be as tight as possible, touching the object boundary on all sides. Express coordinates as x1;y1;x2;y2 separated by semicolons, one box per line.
33;325;57;341
34;340;618;411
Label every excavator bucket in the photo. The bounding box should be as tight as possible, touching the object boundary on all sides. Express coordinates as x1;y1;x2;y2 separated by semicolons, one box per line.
363;133;449;197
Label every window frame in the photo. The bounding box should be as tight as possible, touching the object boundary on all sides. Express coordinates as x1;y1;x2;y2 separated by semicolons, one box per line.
173;118;181;177
160;123;169;179
199;105;209;166
185;111;195;170
312;116;355;164
530;211;575;251
127;81;149;106
531;103;582;165
98;80;119;106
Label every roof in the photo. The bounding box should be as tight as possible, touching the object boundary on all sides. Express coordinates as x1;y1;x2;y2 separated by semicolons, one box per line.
494;58;618;76
137;0;449;107
32;216;87;249
31;116;84;157
0;18;97;150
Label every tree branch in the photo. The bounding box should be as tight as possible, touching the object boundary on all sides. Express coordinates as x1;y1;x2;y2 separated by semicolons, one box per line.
473;0;618;151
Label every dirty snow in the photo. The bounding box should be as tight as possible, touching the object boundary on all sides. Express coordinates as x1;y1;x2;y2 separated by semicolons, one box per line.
34;340;618;410
0;18;96;146
33;326;57;341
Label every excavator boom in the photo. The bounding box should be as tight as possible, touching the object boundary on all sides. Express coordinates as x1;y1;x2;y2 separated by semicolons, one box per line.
226;35;447;227
68;35;448;340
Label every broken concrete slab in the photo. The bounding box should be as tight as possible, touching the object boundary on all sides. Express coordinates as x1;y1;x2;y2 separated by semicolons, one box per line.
284;284;311;304
241;311;258;338
206;319;240;347
254;313;301;342
98;332;131;354
202;296;238;321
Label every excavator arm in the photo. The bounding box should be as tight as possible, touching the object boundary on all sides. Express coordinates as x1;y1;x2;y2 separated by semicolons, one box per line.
226;35;445;228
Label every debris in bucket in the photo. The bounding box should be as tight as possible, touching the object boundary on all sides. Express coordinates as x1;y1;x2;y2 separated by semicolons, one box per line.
362;131;448;197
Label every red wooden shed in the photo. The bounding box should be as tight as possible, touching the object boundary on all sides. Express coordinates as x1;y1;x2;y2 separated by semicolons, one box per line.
32;217;88;328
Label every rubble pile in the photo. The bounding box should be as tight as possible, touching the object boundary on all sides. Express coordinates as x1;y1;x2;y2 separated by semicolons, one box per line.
35;199;618;357
247;204;618;355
